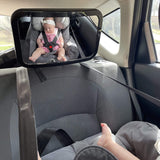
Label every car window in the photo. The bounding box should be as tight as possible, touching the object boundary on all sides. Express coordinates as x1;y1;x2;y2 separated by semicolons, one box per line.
0;15;14;53
150;0;160;61
102;9;120;43
101;9;120;55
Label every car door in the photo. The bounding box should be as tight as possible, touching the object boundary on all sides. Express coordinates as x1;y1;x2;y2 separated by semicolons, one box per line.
110;0;160;127
133;0;160;127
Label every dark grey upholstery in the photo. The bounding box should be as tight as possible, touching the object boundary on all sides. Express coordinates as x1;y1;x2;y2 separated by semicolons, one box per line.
28;59;133;157
0;68;20;160
74;146;118;160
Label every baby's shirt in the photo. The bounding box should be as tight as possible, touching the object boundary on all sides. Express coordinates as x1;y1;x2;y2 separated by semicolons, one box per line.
38;28;63;51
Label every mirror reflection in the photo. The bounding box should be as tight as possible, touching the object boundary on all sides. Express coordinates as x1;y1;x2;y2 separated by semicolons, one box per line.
29;17;67;62
15;11;102;65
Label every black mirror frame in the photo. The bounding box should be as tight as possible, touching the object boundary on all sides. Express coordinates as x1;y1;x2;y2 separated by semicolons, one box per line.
11;8;102;68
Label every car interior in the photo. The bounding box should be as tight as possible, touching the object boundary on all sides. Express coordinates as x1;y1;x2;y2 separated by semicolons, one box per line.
0;0;160;160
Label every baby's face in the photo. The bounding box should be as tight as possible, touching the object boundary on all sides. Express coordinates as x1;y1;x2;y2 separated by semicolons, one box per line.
44;23;55;34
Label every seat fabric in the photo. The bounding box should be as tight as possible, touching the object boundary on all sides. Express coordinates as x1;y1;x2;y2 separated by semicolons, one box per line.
0;69;20;160
42;133;101;160
42;121;160;160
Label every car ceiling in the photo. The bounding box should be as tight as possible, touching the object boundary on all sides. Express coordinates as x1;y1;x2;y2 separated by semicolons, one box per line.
0;0;111;16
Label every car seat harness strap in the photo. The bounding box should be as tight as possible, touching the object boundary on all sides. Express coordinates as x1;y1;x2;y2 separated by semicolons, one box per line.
70;26;86;58
42;29;61;52
38;128;74;156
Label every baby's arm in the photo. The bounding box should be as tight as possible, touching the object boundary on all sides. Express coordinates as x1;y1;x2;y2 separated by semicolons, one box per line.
59;34;64;48
97;123;140;160
37;38;43;48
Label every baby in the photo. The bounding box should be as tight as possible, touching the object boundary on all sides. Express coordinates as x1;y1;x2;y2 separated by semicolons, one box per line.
29;17;67;62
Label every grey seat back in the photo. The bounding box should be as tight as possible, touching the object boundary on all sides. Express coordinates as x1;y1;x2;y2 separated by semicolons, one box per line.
0;67;38;160
0;68;20;160
29;60;133;142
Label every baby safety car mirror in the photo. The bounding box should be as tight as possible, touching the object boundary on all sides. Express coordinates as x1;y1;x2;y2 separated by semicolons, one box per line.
11;9;102;67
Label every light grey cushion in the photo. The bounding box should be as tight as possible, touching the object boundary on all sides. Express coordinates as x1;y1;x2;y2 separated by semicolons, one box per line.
116;121;160;160
55;17;70;29
42;145;75;160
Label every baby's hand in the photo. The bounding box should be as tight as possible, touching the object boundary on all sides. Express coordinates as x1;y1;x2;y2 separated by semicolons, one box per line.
38;42;43;48
37;38;43;48
59;35;64;48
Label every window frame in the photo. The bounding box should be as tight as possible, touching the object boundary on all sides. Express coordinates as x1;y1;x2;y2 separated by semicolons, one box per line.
149;0;160;62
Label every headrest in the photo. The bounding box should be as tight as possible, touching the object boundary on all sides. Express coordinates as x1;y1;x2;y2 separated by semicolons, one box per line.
55;17;70;29
32;17;70;31
32;17;44;31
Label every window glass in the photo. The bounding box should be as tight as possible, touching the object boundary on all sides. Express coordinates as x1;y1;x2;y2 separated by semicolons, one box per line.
102;9;120;43
0;15;14;53
151;0;160;61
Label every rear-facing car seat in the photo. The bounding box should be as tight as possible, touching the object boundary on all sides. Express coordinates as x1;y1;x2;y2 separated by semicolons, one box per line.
28;59;134;159
23;17;79;63
1;63;158;160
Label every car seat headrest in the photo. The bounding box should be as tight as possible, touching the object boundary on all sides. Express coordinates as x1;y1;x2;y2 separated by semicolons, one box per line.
31;17;70;31
54;17;70;29
32;17;44;31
